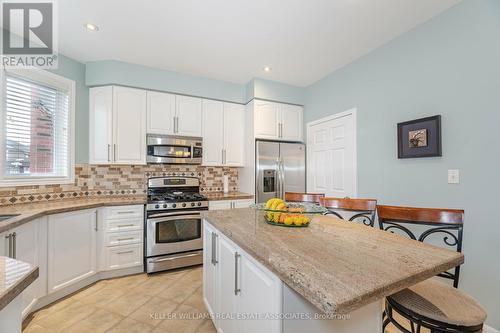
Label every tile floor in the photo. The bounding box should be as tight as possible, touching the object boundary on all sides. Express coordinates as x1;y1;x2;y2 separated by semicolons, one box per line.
22;264;419;333
23;266;216;333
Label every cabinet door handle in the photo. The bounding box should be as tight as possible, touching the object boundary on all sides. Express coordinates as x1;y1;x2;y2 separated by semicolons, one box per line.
113;144;117;161
107;144;111;162
234;252;241;295
117;250;134;255
11;232;16;259
221;149;224;165
117;224;135;228
211;232;218;265
117;237;134;242
117;211;136;214
5;233;12;258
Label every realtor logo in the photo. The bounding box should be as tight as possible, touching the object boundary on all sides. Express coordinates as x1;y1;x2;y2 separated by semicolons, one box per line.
1;0;58;68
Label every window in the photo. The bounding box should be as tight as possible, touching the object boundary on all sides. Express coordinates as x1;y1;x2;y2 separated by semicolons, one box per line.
1;69;75;185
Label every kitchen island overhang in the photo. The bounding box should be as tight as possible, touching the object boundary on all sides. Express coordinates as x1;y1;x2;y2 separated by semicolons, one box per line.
201;209;464;332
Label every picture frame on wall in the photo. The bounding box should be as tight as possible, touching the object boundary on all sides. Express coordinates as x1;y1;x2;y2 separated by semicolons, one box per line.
397;115;442;158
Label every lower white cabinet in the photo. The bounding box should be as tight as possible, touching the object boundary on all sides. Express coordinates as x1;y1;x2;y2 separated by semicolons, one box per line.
203;221;281;333
48;209;98;293
99;205;144;271
208;199;254;211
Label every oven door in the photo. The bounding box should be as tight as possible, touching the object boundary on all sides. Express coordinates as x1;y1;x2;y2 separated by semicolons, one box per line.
146;211;203;257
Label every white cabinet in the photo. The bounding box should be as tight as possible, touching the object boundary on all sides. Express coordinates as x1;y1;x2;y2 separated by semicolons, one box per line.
223;103;245;166
253;100;303;142
48;209;97;293
202;101;245;167
202;100;224;166
203;221;281;333
113;86;147;164
89;86;113;164
208;199;254;210
146;91;175;135
89;86;147;164
98;205;144;271
176;95;202;137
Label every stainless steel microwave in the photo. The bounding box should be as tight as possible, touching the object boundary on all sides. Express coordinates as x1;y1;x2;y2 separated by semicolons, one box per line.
147;135;203;164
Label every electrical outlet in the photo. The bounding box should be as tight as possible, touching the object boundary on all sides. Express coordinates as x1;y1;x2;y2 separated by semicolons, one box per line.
448;169;460;184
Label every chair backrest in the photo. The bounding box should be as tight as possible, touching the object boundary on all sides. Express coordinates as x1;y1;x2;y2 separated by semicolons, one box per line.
284;192;325;204
320;197;377;227
377;205;464;288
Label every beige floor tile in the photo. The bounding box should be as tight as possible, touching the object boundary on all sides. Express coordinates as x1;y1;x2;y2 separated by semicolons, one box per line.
157;276;202;303
196;319;217;333
105;318;154;333
79;284;128;307
129;297;179;327
72;280;110;300
34;300;98;332
23;323;50;333
183;287;207;312
31;295;78;322
105;273;150;289
101;290;152;316
64;308;123;333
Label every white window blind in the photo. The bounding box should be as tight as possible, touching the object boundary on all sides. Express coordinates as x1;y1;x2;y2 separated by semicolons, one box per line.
4;74;70;179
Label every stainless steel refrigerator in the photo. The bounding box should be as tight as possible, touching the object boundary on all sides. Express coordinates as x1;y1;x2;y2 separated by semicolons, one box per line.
256;140;306;203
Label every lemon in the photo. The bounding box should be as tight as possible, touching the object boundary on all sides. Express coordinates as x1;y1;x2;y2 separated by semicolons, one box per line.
284;216;294;225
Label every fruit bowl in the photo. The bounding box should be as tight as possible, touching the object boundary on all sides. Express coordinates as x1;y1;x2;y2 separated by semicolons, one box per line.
251;198;328;228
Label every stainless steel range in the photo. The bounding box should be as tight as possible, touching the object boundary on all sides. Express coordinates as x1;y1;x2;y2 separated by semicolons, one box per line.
145;176;208;273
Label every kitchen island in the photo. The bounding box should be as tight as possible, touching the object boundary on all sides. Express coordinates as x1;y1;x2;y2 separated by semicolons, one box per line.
202;208;464;333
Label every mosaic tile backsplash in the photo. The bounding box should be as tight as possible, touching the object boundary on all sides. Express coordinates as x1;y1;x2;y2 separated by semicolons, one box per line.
0;164;239;206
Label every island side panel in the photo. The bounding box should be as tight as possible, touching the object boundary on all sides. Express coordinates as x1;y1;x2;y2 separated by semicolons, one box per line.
282;284;383;333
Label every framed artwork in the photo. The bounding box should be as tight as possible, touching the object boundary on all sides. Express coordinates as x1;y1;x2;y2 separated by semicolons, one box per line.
397;115;442;158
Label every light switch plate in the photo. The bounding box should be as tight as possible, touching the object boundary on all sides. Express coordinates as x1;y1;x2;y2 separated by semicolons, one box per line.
448;169;460;184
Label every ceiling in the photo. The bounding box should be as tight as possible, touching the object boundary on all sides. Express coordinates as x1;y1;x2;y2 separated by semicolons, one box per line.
58;0;460;87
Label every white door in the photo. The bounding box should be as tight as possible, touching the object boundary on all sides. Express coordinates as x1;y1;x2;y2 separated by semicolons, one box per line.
307;110;357;198
254;100;279;139
113;86;147;164
176;95;202;137
146;91;175;135
280;104;303;142
223;103;245;166
239;255;282;333
203;223;218;322
48;209;97;293
202;99;224;166
217;237;238;333
89;86;113;164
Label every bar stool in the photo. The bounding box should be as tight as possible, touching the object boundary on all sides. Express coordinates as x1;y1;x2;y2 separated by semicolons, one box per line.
284;192;325;204
320;197;377;227
377;205;487;333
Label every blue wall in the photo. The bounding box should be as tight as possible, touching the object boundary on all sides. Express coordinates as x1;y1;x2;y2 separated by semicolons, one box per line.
304;0;500;327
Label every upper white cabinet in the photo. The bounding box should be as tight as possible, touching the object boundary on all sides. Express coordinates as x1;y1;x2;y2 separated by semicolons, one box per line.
253;100;303;142
89;86;146;164
47;209;97;293
176;95;202;137
89;86;113;164
202;100;245;167
146;91;175;135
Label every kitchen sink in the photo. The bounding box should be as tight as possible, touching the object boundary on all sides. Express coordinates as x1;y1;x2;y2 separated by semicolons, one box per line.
0;214;20;222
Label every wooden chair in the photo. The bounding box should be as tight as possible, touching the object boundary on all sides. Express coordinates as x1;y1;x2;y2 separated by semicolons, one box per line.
377;205;486;333
284;192;325;204
320;197;377;227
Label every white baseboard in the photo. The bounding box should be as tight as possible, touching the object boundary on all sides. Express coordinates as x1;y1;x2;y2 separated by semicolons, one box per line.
484;325;500;333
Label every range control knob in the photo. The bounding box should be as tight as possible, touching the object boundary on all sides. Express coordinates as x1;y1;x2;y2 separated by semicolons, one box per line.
197;202;202;206
172;204;177;208
154;204;160;209
191;202;195;207
163;204;168;208
182;203;187;207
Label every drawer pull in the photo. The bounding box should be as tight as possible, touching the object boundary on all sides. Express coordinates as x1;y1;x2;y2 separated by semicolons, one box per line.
117;224;135;228
117;250;134;255
117;211;136;214
117;237;134;241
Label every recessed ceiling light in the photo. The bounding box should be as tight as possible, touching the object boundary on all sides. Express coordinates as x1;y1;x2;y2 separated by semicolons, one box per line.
263;66;272;72
84;23;99;32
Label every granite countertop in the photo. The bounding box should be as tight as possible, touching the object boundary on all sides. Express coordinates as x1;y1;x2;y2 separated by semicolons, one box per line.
201;209;464;315
0;256;39;311
204;191;254;201
0;196;147;233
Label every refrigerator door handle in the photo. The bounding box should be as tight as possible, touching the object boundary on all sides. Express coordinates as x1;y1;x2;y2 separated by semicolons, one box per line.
280;157;285;199
276;157;281;199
